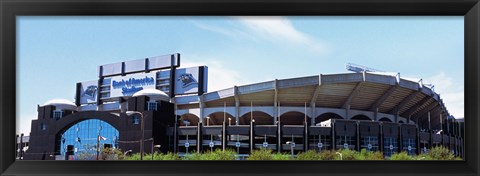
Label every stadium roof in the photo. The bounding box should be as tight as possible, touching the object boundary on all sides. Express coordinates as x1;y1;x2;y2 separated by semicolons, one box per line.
176;72;450;128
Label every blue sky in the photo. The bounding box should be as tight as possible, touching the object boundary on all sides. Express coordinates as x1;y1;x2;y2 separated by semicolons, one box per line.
17;16;464;135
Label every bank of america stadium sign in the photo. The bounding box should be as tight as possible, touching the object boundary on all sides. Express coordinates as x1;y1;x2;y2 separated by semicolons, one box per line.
110;72;157;97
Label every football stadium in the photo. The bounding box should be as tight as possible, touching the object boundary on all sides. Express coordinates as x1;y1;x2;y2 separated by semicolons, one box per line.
19;53;464;160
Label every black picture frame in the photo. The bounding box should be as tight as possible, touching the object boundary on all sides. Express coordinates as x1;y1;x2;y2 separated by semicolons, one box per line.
1;0;478;176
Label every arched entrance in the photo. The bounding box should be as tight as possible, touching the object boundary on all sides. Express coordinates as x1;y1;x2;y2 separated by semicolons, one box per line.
351;114;372;121
57;119;120;160
180;113;200;126
240;111;274;125
315;112;343;124
280;111;311;125
204;112;235;126
379;117;393;122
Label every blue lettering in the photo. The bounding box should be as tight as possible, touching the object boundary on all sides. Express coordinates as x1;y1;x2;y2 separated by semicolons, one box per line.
112;76;155;90
121;86;144;96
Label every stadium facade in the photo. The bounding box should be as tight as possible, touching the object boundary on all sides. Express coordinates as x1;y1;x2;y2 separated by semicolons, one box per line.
21;53;465;160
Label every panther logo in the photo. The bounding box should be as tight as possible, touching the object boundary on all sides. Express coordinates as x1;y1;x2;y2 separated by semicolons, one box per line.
82;85;97;98
177;73;198;88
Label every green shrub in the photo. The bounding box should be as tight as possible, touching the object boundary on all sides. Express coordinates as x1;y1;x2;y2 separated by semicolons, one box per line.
124;153;142;160
296;150;322;160
202;149;236;160
101;148;125;160
319;150;339;160
390;152;414;160
122;146;460;161
247;148;274;160
182;149;235;160
337;149;358;160
272;153;292;160
414;153;433;160
355;149;384;160
426;146;456;160
124;152;179;160
182;152;205;160
159;152;181;160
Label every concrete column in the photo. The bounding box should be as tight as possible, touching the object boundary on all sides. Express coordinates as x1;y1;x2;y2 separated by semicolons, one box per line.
379;123;383;153
234;86;240;125
222;122;226;151
332;121;336;150
311;103;316;125
196;122;203;153
199;95;205;121
277;121;282;153
274;79;278;123
356;121;360;151
304;122;308;151
273;101;278;124
345;105;350;120
250;120;255;153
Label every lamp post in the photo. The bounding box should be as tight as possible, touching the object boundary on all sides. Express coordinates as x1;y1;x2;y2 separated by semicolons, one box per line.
152;145;161;160
286;141;295;159
49;154;55;160
126;111;145;160
96;125;102;160
124;150;133;158
335;152;343;160
228;118;232;126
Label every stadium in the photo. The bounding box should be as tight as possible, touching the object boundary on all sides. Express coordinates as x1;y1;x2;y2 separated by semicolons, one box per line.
20;53;464;160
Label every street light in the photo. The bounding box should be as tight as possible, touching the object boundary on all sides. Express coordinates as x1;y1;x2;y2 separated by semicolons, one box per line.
286;141;295;159
335;152;343;160
96;125;103;160
126;111;145;160
228;118;232;126
124;150;133;158
152;145;161;160
206;117;210;126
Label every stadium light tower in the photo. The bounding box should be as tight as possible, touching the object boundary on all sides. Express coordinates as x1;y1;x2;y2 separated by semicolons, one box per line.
346;63;384;73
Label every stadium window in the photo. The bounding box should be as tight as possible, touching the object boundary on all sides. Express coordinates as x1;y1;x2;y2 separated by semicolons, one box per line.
41;123;46;130
133;116;140;125
53;110;63;120
147;101;158;111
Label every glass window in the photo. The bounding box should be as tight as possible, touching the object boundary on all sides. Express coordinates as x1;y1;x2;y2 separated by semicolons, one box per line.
361;136;379;152
383;137;398;157
402;138;417;156
147;101;158;111
59;119;119;160
133;116;140;124
41;123;46;130
336;135;356;150
53;110;63;120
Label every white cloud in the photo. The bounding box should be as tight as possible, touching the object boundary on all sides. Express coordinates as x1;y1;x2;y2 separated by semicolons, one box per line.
235;16;328;53
424;72;464;118
181;58;244;92
190;20;255;41
191;16;329;54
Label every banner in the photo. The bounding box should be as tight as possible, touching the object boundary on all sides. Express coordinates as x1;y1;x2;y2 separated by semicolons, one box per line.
79;80;98;104
174;66;207;95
